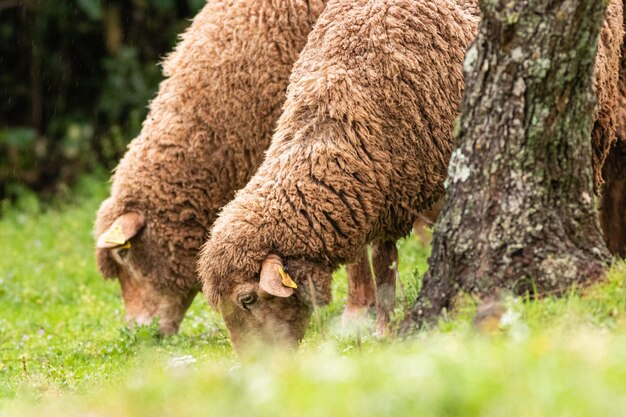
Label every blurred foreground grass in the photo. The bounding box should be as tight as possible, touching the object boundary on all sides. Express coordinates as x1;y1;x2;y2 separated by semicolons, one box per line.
2;174;626;416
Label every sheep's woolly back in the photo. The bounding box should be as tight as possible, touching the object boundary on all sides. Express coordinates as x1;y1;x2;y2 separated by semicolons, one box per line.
593;0;623;190
199;0;480;306
200;0;623;307
94;0;328;291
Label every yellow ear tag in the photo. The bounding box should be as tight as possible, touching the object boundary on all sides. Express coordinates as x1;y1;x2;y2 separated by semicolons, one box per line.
103;224;128;246
278;266;298;289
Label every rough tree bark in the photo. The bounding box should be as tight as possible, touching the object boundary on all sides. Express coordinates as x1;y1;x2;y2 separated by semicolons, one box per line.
407;0;612;327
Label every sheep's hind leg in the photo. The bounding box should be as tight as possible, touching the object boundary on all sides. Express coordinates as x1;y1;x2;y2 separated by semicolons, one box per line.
372;240;398;337
600;139;626;258
341;247;376;328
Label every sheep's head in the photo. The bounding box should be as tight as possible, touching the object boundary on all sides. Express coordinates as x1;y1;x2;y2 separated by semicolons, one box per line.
95;207;198;335
199;246;333;354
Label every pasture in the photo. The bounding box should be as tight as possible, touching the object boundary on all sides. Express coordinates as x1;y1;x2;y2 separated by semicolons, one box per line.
2;175;626;416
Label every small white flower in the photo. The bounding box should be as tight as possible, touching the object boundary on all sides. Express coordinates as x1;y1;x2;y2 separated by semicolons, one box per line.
167;354;197;368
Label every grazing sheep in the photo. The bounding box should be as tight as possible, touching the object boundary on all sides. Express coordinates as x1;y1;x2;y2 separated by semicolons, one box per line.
600;12;626;258
197;0;479;349
198;0;623;350
94;0;332;334
593;0;625;193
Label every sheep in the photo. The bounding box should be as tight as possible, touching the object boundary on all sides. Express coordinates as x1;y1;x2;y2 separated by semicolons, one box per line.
197;0;479;348
197;0;623;350
93;0;337;334
599;17;626;258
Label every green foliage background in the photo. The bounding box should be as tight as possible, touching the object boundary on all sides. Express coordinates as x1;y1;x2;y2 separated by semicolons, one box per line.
0;0;205;200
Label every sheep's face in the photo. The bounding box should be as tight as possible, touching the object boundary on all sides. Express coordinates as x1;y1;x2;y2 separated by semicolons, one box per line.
96;212;198;335
213;255;333;354
219;283;312;352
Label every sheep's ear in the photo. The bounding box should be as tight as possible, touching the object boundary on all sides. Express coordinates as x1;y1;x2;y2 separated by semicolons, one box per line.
97;212;145;249
259;254;297;298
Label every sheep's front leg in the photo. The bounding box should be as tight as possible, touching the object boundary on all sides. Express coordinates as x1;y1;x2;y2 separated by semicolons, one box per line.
372;240;398;337
412;198;444;244
342;247;376;326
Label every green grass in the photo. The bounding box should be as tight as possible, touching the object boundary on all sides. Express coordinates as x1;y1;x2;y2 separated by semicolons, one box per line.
2;174;626;416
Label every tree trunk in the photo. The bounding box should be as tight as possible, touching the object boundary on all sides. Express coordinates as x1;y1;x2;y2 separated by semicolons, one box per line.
407;0;612;327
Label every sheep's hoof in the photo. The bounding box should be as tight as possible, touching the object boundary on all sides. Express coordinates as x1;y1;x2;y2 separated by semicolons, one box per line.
374;315;390;339
340;305;375;334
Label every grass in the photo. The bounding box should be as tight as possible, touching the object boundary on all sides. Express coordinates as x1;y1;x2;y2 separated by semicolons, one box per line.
2;174;626;416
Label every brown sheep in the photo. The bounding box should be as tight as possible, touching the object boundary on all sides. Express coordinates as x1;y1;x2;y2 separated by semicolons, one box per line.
198;0;623;351
94;0;335;334
600;6;626;258
197;0;479;349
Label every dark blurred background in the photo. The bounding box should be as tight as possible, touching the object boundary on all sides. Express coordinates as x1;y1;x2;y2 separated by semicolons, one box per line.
0;0;204;202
